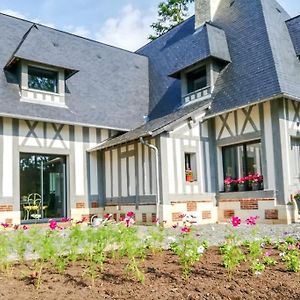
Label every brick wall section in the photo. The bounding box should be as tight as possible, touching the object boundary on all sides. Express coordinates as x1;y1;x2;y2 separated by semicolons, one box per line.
76;202;85;209
113;213;117;221
152;213;157;223
265;209;278;220
224;210;235;218
142;213;147;223
202;211;211;220
0;205;13;212
91;202;98;208
120;213;125;221
172;213;183;222
5;218;12;224
187;202;197;212
240;199;258;210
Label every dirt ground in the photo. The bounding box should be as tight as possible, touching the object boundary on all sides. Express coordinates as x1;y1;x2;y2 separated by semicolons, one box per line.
0;247;299;300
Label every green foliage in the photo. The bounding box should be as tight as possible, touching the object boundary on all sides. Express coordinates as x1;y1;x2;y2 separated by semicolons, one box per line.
170;230;205;280
0;233;12;274
13;230;28;262
114;225;146;283
145;225;166;254
149;0;194;40
247;240;263;260
221;243;245;279
250;259;265;275
263;256;277;266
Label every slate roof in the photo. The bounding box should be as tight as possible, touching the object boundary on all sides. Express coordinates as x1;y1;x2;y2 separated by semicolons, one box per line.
169;23;231;78
90;99;211;151
0;14;149;130
137;0;300;120
287;15;300;56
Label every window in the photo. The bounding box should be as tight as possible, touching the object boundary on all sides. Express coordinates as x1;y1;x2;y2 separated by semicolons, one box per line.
28;66;58;93
187;67;207;93
222;141;263;190
185;153;197;182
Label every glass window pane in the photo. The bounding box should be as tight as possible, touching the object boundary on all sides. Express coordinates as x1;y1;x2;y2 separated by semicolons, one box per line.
187;67;207;93
28;66;58;93
246;142;262;174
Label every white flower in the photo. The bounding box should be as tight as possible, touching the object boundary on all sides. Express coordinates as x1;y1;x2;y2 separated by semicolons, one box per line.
167;236;176;243
255;271;262;276
197;245;205;254
279;252;285;257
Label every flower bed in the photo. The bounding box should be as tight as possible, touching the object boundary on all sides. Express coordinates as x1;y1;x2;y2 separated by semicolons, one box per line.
0;214;299;299
224;173;264;192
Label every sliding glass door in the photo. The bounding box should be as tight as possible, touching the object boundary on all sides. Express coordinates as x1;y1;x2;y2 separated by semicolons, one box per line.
20;153;67;222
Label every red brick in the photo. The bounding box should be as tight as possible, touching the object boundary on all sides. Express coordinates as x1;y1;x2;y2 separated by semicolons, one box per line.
187;202;197;212
76;202;85;209
5;218;13;225
240;199;258;210
202;211;211;220
142;213;147;223
91;202;98;208
152;213;157;223
172;212;183;222
0;205;13;212
265;209;278;220
113;213;117;221
120;213;125;221
224;210;235;218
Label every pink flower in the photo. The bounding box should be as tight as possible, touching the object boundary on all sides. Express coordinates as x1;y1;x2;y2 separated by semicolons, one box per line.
126;211;135;218
103;213;112;220
181;226;191;234
264;250;272;257
288;244;295;251
124;216;135;227
22;225;29;230
49;220;57;230
246;216;258;226
1;223;9;228
61;217;72;222
231;216;241;227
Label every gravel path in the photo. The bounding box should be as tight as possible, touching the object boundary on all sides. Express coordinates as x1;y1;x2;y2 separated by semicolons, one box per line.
175;223;300;245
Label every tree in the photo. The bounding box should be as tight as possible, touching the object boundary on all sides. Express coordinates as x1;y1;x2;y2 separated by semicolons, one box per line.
149;0;194;40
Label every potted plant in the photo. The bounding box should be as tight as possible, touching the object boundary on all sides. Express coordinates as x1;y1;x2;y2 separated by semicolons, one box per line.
185;169;193;182
224;177;236;192
294;191;300;214
249;173;263;191
237;177;248;191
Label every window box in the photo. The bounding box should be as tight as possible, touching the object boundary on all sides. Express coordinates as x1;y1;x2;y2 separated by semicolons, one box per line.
185;153;197;182
222;141;263;192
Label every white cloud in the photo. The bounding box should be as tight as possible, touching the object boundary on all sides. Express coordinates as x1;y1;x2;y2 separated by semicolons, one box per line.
0;8;55;28
95;4;155;51
64;25;91;38
0;9;26;19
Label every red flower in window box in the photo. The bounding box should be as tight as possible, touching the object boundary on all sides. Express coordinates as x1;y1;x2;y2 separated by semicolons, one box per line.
185;169;193;182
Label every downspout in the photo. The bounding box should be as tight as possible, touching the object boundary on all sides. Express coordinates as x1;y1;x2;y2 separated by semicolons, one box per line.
139;136;160;226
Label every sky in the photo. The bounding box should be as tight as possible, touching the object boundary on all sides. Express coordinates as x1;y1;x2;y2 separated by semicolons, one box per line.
0;0;299;51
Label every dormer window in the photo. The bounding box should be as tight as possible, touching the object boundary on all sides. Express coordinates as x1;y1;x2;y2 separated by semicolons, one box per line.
28;66;58;93
187;67;207;93
18;62;67;108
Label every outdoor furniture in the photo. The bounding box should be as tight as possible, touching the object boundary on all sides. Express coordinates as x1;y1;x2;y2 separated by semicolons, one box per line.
22;193;42;220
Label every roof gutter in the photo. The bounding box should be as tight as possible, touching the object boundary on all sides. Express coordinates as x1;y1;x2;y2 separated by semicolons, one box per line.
203;93;299;120
139;136;160;226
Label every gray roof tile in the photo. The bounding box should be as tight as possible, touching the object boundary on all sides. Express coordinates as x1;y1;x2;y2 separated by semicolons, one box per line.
0;14;149;130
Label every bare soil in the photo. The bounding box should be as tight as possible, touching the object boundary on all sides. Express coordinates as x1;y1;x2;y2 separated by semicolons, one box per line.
0;247;300;300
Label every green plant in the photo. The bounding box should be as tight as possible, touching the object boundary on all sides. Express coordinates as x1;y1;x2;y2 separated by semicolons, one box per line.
251;259;265;275
145;225;166;254
221;243;245;280
0;233;12;274
263;256;277;266
13;229;29;262
30;229;57;289
170;227;205;280
114;224;146;283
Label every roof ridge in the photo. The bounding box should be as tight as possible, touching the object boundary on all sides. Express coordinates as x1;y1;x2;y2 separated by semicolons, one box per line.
4;23;38;69
0;12;146;58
